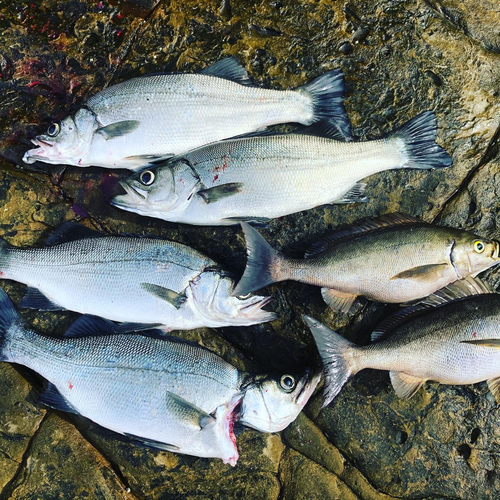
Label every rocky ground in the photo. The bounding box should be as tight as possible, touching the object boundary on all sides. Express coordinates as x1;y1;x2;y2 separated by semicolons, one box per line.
0;0;499;498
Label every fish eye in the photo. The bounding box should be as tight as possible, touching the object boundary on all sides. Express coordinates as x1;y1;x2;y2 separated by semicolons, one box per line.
139;170;155;186
238;293;252;299
47;122;60;137
474;241;485;253
280;374;296;392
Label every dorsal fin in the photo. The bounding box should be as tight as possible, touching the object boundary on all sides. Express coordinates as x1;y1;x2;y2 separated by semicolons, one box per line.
296;118;352;141
417;276;494;307
305;213;421;258
45;222;102;246
200;57;253;86
371;277;495;342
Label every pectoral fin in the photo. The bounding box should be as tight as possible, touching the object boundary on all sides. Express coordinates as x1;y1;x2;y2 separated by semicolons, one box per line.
321;288;357;314
462;339;500;347
198;183;244;203
97;120;140;140
389;371;425;399
487;377;500;404
165;391;216;430
141;283;186;309
390;263;449;282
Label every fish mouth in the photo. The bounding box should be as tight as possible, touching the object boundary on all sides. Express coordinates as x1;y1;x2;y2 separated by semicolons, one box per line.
493;241;500;260
111;181;147;208
23;136;56;164
238;295;277;323
221;395;242;467
294;368;321;407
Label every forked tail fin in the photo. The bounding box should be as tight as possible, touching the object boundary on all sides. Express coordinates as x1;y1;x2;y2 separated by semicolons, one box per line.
232;223;285;297
299;69;352;140
303;315;357;407
391;111;453;170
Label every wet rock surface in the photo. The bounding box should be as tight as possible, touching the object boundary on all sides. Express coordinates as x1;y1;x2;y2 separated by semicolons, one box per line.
0;0;499;498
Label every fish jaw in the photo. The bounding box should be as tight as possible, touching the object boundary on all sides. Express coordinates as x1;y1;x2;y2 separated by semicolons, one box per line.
23;137;63;165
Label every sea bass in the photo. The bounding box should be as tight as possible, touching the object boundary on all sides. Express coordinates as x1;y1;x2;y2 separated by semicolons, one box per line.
0;293;319;465
0;222;275;330
305;277;500;407
111;111;452;225
22;57;349;170
234;214;500;312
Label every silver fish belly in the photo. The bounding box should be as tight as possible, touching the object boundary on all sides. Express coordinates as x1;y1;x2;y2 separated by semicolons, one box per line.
111;111;452;225
23;58;348;170
0;223;276;330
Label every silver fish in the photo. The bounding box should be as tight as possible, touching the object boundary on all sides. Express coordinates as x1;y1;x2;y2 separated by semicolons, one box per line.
23;57;349;170
233;214;500;313
111;111;452;226
305;277;500;407
0;293;320;465
0;222;275;330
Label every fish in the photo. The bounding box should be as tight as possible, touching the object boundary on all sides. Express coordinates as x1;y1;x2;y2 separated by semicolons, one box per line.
110;111;452;225
22;57;350;170
0;291;320;465
304;277;500;407
0;222;276;330
233;214;500;312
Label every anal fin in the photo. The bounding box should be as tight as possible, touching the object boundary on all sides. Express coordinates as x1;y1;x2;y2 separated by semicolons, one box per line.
321;288;357;314
487;377;500;404
20;288;64;311
37;382;80;415
123;434;180;452
334;183;368;204
390;371;425;399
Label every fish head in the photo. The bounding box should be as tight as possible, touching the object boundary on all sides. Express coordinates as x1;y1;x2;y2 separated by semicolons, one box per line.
111;160;199;218
23;109;98;166
450;233;500;278
239;368;321;433
187;270;277;327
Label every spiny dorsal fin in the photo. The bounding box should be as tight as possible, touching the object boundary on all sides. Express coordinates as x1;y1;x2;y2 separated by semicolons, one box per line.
304;213;421;258
200;57;253;86
417;276;494;307
45;221;102;246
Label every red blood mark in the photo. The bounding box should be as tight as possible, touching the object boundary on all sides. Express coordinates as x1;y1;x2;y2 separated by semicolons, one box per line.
473;332;478;338
116;30;122;37
117;12;123;19
212;156;230;175
27;80;42;88
68;382;74;390
0;271;4;277
212;174;219;183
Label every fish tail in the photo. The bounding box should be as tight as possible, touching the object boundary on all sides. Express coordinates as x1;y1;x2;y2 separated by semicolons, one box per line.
232;223;286;297
299;69;352;139
0;287;21;362
392;110;453;170
303;315;358;407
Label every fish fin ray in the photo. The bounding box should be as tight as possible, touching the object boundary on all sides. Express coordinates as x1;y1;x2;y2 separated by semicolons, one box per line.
390;263;449;282
199;57;253;86
302;315;355;407
221;216;271;227
20;288;65;311
390;371;425;399
304;213;421;258
487;378;500;404
321;288;357;314
123;433;180;452
44;221;102;246
165;391;216;430
0;288;22;362
63;315;163;338
462;339;500;348
298;69;351;137
296;119;352;142
197;183;244;204
96;120;140;140
233;223;282;296
37;382;80;414
391;111;452;170
140;283;187;309
333;183;368;204
123;154;174;166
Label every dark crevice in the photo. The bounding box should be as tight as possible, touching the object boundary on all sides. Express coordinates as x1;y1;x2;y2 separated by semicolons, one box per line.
0;447;19;465
0;412;48;500
431;122;500;224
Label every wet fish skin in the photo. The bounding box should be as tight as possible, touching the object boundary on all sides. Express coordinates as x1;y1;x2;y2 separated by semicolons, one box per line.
111;111;452;225
0;222;276;330
22;58;349;170
234;214;500;312
0;291;319;465
305;277;500;407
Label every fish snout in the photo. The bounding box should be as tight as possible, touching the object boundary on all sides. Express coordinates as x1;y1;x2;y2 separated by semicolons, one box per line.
111;181;147;207
23;136;56;164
